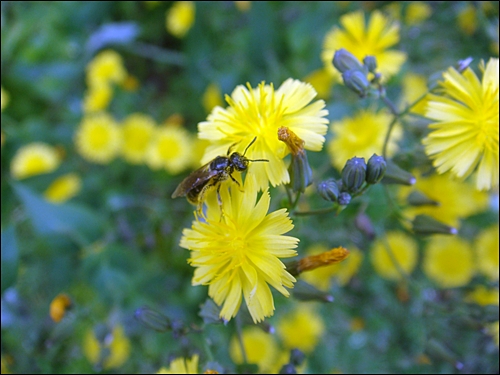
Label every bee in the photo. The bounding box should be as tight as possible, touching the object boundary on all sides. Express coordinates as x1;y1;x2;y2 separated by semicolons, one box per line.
172;137;268;214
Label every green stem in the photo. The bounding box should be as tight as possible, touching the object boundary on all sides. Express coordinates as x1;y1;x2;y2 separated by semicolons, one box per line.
293;205;338;217
234;314;248;364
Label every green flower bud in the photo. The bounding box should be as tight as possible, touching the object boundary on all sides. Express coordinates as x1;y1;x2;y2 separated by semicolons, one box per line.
381;160;416;186
290;279;334;302
407;191;440;207
338;192;351;206
342;70;370;97
363;55;377;73
134;307;171;332
412;214;457;235
332;48;363;73
288;150;313;193
366;154;387;184
317;178;339;202
289;349;306;366
342;157;366;193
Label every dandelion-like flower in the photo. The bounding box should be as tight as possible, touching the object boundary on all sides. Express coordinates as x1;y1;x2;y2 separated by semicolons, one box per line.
198;79;328;191
322;10;406;81
121;113;156;164
179;176;299;323
44;173;82;203
86;50;127;87
371;231;418;280
75;113;122;164
83;325;131;369
11;143;61;179
146;125;192;174
82;84;112;113
157;354;199;374
423;58;499;191
166;1;195;38
229;327;279;373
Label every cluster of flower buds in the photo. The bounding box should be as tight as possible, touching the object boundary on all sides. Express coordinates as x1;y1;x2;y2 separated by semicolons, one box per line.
317;154;387;206
332;48;381;97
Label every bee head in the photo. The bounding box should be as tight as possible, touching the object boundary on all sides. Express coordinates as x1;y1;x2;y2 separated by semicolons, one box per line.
230;152;249;171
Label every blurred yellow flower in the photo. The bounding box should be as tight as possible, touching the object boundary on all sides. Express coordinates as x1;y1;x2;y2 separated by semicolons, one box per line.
121;74;140;91
180;176;298;323
277;304;324;353
1;86;9;111
486;321;499;347
234;1;251;12
405;2;432;26
457;3;477;35
49;293;72;322
198;79;328;190
423;58;499;191
82;84;112;113
423;235;475;288
86;50;127;87
11;143;61;179
322;10;406;81
301;244;363;290
166;1;195;38
202;82;224;113
328;109;401;171
83;325;131;369
229;327;278;373
44;173;82;203
303;68;335;100
371;231;418;280
75;113;122;164
157;354;199;374
189;137;210;168
475;224;499;281
466;285;499;306
401;72;429;116
146;125;192;174
121;113;156;164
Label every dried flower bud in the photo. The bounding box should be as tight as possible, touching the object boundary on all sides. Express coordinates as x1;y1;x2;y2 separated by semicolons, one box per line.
50;293;72;323
366;154;387;184
332;48;363;73
278;127;313;192
342;70;370;97
297;246;349;273
342;157;367;193
317;179;339;202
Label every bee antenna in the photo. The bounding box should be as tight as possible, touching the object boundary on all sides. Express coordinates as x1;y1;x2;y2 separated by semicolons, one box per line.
243;137;258;156
248;159;269;163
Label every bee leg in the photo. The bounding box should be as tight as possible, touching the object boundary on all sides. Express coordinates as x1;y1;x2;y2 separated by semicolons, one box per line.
229;174;245;193
216;185;225;221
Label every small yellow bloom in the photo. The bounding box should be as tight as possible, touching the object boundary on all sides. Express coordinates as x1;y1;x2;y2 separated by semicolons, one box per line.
75;113;122;164
11;143;61;179
328;109;401;171
229;327;279;373
166;1;195;38
405;2;432;26
277;304;325;353
146;125;192;174
457;3;477;35
423;58;499;191
49;293;72;322
475;224;499;281
466;285;499;306
44;173;82;203
83;325;131;369
322;10;407;81
82;84;113;113
202;82;224;113
423;235;475;288
303;68;335;100
371;231;418;280
1;86;9;111
401;72;429;116
86;50;127;87
121;113;156;164
157;354;199;374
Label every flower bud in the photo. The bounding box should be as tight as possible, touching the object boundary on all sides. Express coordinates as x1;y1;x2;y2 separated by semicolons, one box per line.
381;160;416;186
363;55;377;73
291;279;334;302
342;70;370;97
366;154;387;184
332;48;363;73
412;214;457;235
338;192;351;206
134;306;172;331
317;179;339;202
289;349;306;366
288;151;313;193
342;157;366;193
407;191;440;207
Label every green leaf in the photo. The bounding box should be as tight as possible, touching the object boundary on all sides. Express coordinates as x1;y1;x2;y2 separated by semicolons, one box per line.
1;226;19;293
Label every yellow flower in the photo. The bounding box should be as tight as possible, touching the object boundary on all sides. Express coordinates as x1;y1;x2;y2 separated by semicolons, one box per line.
82;84;113;113
423;235;474;288
457;3;477;35
405;2;432;26
49;293;72;322
234;1;251;12
86;50;127;87
465;285;499;306
277;304;324;353
121;113;156;164
44;173;82;203
121;74;140;91
229;327;279;373
189;137;210;168
166;1;195;38
1;86;9;111
371;231;418;280
401;72;429;116
198;79;328;190
322;10;406;81
328;109;401;171
423;58;499;191
202;82;224;113
146;125;192;174
399;171;489;228
486;321;499;347
75;113;122;164
301;244;363;290
83;325;131;369
475;224;499;281
180;176;298;323
157;354;199;374
303;68;335;100
11;143;61;179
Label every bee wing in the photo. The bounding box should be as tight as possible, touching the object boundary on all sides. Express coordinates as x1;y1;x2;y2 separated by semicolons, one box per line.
171;162;218;198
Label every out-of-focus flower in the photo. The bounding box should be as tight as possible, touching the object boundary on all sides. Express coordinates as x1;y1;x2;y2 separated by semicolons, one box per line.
86;50;127;88
423;58;499;191
234;1;251;12
75;113;122;164
146;125;192;174
198;79;328;190
82;84;112;113
371;231;418;280
405;2;432;26
303;68;335;100
457;3;477;35
166;1;195;38
229;327;279;373
466;285;499;306
401;72;429;116
121;75;140;91
423;235;475;288
202;82;224;113
121;113;156;164
328;109;401;171
322;10;406;81
189;138;210;168
277;304;325;353
486;321;499;347
157;354;199;374
1;86;9;111
475;224;499;281
44;173;82;203
11;143;61;179
83;325;131;369
49;293;72;322
180;176;298;323
399;171;489;228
